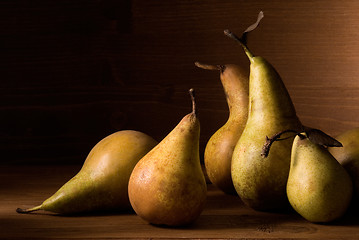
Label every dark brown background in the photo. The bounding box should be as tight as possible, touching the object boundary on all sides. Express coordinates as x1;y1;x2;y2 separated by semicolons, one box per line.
2;0;359;165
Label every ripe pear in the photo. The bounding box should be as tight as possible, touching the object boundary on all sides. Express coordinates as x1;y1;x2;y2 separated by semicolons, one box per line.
329;127;359;200
287;133;353;223
225;13;303;211
17;130;158;214
195;62;249;194
128;89;207;227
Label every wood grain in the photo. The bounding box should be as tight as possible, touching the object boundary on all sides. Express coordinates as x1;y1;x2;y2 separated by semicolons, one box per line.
2;1;359;164
1;165;359;239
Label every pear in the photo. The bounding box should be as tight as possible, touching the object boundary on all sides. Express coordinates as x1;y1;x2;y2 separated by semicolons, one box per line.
225;12;303;211
195;62;249;194
128;89;207;226
16;130;158;214
329;127;359;200
287;133;353;223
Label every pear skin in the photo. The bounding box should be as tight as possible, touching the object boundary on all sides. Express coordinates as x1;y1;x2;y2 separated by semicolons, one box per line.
128;89;207;227
195;62;249;195
287;133;353;223
329;127;359;200
17;130;158;214
225;25;302;211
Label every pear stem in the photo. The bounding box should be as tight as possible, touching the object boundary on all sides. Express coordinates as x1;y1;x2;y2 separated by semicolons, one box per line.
224;29;254;60
189;88;196;115
194;62;224;72
261;129;301;158
16;205;42;214
224;11;264;61
261;127;343;158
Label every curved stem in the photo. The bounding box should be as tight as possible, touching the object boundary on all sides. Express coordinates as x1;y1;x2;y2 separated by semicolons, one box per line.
189;88;196;115
224;29;254;60
261;129;300;158
16;205;42;214
224;11;264;61
195;62;222;71
261;126;343;158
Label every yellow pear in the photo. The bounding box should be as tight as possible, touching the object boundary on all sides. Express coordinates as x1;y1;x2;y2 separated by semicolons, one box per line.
128;89;207;226
195;62;249;194
287;132;352;222
17;130;157;214
225;12;302;211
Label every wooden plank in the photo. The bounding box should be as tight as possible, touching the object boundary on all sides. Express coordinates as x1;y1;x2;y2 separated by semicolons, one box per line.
1;165;359;239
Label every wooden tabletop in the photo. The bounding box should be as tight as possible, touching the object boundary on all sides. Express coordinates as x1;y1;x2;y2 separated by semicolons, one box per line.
1;165;359;239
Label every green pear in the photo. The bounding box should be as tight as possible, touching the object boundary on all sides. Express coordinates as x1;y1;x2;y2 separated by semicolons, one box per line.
128;89;207;226
195;62;249;195
287;133;353;223
17;130;158;214
329;127;359;200
225;13;303;211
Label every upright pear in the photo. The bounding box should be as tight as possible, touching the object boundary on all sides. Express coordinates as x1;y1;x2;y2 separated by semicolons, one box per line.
17;130;158;214
128;89;207;226
329;127;359;200
195;62;249;194
287;133;352;223
226;12;303;211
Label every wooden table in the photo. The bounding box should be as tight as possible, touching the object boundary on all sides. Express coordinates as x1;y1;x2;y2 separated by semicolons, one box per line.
1;165;358;239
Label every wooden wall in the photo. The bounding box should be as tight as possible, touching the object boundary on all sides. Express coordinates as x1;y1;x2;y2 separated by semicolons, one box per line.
2;0;359;164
